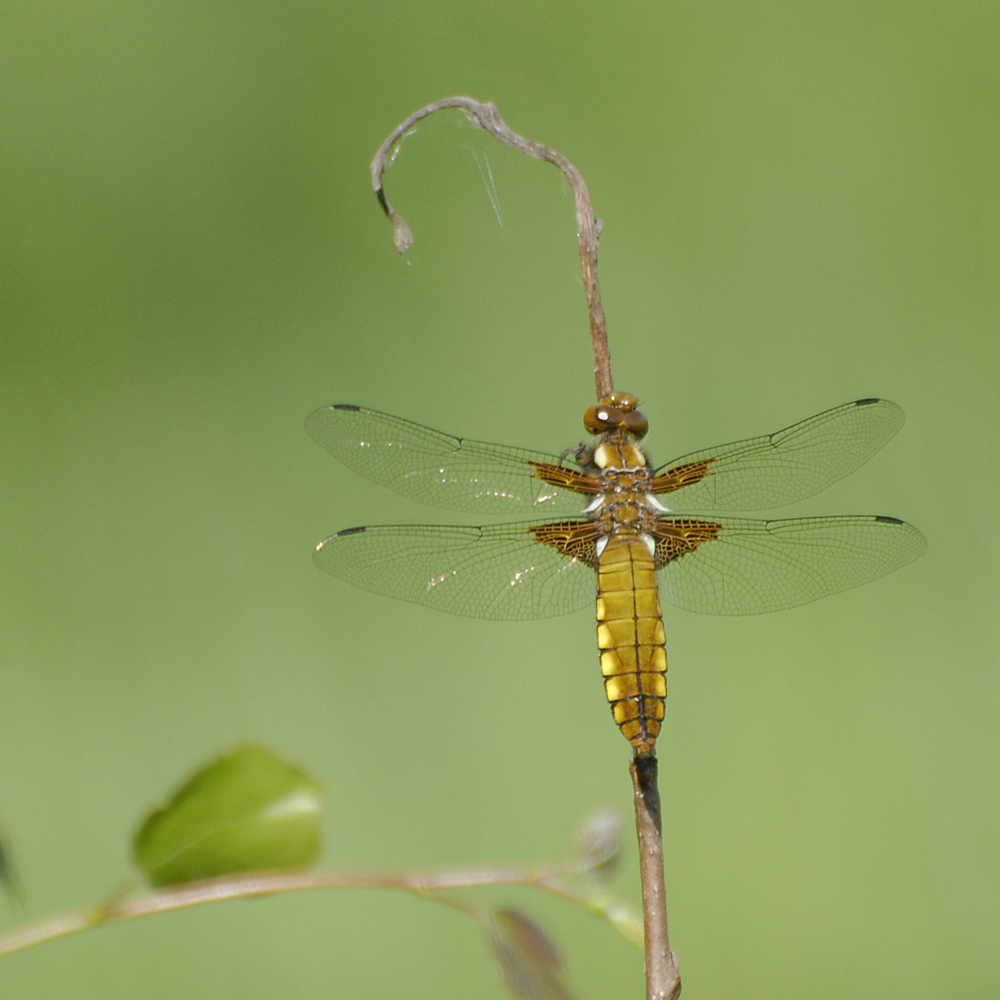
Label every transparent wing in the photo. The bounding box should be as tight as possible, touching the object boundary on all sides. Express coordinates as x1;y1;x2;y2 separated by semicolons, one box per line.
654;514;926;615
306;404;595;515
313;521;600;621
652;398;906;511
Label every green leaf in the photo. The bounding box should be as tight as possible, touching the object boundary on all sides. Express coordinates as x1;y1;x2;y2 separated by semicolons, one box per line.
488;909;575;1000
132;745;323;887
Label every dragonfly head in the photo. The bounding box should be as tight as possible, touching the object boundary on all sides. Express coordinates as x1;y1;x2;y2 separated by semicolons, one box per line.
583;393;648;439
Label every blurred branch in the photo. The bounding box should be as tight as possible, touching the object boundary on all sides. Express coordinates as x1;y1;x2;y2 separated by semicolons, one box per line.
370;96;615;399
0;852;641;961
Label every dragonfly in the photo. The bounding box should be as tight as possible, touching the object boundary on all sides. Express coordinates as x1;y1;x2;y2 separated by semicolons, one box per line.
306;394;926;755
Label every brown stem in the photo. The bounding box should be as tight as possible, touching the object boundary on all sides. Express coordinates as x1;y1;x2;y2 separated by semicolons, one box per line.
370;96;614;399
631;754;681;999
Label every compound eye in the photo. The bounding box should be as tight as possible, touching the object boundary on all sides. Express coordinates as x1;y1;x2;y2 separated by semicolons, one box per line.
604;392;638;413
583;403;621;434
624;408;648;438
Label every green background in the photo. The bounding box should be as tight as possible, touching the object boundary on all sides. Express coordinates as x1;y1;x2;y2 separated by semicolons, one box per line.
2;2;997;997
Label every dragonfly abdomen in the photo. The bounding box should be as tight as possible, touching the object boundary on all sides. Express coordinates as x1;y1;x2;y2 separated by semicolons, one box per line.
596;534;667;755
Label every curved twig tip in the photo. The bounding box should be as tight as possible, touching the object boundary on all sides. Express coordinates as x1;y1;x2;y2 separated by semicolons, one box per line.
373;172;413;254
369;96;614;398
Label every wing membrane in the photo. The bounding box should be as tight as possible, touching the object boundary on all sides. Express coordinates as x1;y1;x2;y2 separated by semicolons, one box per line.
654;514;926;615
313;521;600;621
652;398;905;510
306;404;593;515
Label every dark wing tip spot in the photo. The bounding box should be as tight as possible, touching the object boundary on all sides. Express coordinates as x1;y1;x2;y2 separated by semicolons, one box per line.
854;397;882;406
874;515;904;525
332;403;361;411
336;525;367;536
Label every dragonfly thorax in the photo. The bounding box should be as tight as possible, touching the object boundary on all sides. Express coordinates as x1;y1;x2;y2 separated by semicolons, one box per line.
593;440;647;470
588;462;662;540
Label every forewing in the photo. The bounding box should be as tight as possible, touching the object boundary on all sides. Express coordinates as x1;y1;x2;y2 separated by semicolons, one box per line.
313;521;600;621
305;404;596;515
651;398;905;510
653;514;926;615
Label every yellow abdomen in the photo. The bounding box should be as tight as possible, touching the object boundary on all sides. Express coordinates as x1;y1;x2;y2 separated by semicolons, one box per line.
596;534;667;755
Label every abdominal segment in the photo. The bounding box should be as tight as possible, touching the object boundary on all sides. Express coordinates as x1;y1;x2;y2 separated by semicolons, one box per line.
596;535;667;755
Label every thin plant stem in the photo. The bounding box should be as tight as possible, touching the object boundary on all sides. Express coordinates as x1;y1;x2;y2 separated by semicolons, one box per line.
370;96;615;399
631;754;681;999
371;97;679;998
